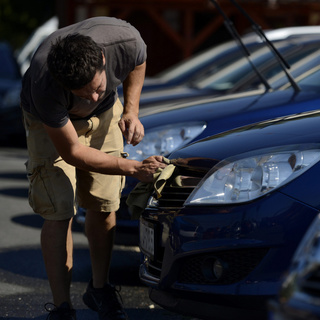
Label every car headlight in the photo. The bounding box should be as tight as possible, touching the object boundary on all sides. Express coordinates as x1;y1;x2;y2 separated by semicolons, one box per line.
124;122;207;161
185;147;320;205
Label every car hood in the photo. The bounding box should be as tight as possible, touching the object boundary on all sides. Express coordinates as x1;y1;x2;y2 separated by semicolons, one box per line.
139;88;320;141
138;85;214;107
170;109;320;167
139;88;265;118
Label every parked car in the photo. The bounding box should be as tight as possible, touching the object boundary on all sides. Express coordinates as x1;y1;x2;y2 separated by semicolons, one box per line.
138;107;320;320
117;27;320;225
134;34;320;109
117;26;320;98
0;42;24;146
87;50;320;245
16;16;59;75
268;213;320;320
76;25;320;244
119;62;320;218
117;25;320;110
0;17;59;147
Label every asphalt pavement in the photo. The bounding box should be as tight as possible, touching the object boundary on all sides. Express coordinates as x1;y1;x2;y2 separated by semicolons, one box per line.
0;148;197;320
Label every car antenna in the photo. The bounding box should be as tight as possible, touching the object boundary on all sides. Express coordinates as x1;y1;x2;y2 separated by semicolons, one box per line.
210;0;271;92
228;0;301;92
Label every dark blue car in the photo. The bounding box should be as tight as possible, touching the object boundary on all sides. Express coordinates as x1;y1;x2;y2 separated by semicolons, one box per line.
139;106;320;320
120;65;320;221
135;38;320;108
78;29;320;245
117;26;320;100
0;42;24;145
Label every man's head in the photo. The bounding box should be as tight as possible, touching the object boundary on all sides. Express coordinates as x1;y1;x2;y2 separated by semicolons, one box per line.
47;33;105;91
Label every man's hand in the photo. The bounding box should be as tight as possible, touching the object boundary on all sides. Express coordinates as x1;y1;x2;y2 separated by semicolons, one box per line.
121;62;146;146
118;112;144;146
133;155;167;183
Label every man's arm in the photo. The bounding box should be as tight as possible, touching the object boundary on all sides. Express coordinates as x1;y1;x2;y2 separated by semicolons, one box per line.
118;61;146;146
44;119;165;182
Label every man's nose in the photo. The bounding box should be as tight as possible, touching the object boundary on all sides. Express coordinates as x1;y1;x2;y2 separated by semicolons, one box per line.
89;92;99;102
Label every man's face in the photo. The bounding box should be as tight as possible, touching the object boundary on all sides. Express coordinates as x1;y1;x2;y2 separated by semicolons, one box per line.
71;68;107;102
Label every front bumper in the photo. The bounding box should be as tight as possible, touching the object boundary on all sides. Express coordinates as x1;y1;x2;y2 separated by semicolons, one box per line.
148;287;269;320
139;191;319;318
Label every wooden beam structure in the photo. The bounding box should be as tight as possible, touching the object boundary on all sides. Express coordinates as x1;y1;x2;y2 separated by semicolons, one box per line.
57;0;320;75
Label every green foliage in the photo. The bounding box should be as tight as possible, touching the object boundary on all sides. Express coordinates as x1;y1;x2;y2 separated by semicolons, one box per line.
0;0;55;50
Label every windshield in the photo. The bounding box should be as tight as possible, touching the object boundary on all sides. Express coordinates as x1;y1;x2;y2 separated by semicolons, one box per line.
191;40;320;93
297;67;320;91
153;33;270;83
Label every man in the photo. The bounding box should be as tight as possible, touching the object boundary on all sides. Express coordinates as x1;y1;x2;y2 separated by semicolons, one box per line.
20;17;165;320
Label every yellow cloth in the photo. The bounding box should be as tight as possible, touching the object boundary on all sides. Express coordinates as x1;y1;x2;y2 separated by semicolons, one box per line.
126;158;176;219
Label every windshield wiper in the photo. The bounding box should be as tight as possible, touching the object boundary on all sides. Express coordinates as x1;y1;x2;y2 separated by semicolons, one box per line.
229;0;301;92
210;0;271;92
209;0;301;92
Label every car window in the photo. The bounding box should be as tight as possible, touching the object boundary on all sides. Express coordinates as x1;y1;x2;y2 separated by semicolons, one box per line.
186;42;267;84
195;45;289;90
297;67;320;91
195;41;320;93
153;33;260;83
235;44;320;92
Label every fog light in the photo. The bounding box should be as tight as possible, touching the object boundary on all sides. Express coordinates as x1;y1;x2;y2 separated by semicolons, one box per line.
213;259;224;280
202;256;228;282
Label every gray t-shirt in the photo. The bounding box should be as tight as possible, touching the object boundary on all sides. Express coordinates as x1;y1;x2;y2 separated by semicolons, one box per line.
20;17;147;128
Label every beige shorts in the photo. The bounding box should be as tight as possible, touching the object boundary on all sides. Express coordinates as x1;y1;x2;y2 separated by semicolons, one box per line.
22;99;125;221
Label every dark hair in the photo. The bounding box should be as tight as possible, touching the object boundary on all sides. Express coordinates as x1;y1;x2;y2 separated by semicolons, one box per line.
47;33;104;90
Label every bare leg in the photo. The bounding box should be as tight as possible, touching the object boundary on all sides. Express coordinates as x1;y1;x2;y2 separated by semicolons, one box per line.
85;210;116;288
41;218;73;307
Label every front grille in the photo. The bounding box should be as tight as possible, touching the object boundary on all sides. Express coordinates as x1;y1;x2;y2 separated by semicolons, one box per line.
179;248;269;285
157;185;196;208
153;167;206;210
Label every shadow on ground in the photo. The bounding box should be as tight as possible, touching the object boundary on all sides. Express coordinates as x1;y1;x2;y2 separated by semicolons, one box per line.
11;213;84;232
0;243;141;285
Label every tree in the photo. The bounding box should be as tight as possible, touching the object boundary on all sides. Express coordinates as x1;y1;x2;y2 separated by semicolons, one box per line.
0;0;55;50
